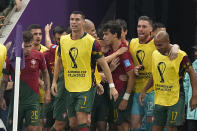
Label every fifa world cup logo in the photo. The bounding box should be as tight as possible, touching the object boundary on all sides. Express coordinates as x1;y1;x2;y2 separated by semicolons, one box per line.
136;50;145;70
69;47;78;68
157;62;166;83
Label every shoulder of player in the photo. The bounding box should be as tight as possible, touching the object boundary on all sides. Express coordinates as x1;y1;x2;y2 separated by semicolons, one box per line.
129;38;138;45
152;50;159;56
178;49;187;56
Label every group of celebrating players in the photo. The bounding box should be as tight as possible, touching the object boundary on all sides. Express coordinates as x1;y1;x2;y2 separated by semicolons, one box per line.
0;11;197;131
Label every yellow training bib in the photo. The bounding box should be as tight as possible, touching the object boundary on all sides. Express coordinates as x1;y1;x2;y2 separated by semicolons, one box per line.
60;33;95;92
152;50;186;106
129;38;156;93
0;44;7;83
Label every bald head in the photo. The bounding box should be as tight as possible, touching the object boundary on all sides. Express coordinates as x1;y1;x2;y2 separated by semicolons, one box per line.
155;31;169;43
154;31;171;54
84;19;97;38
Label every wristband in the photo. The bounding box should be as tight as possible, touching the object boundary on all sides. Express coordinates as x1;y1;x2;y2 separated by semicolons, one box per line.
109;83;115;88
123;93;130;100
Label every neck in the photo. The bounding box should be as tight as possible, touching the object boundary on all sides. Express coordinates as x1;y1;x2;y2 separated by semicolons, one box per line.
32;44;41;51
71;30;84;40
139;35;151;44
112;39;121;51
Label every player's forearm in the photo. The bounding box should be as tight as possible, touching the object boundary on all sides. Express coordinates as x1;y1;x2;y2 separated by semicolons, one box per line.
52;57;62;84
189;68;197;96
105;52;119;63
42;69;50;91
0;75;9;99
98;57;114;84
125;70;136;94
45;30;52;49
143;76;153;93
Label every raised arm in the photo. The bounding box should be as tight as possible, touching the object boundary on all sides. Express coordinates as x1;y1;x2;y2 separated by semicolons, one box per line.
45;22;53;49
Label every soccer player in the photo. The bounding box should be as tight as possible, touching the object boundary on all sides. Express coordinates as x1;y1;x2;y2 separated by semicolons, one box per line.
0;43;7;89
51;11;118;131
0;31;50;131
44;23;69;131
84;19;98;39
0;43;7;115
102;20;135;131
151;22;166;38
115;19;129;45
129;16;179;131
45;23;67;48
28;24;49;130
27;24;48;106
183;45;197;131
139;31;197;131
84;19;108;131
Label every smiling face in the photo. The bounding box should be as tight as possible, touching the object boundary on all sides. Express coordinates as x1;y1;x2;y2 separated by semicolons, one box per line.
137;20;152;43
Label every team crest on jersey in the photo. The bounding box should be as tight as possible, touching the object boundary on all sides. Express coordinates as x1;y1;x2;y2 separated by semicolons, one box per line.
31;59;36;68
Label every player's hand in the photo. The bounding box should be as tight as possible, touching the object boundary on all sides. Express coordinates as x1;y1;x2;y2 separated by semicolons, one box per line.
119;75;128;81
139;91;146;106
110;87;118;102
117;47;128;55
5;41;12;50
96;83;104;95
15;0;22;11
45;22;53;33
190;95;197;111
169;44;179;60
134;65;143;76
0;98;6;110
39;80;45;89
51;82;57;97
119;99;128;110
110;57;120;72
44;89;51;104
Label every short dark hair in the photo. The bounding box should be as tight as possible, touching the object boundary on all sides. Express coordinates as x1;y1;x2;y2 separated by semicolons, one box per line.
27;24;42;31
102;20;122;39
52;26;66;36
138;16;153;27
71;11;85;19
115;19;127;31
23;31;33;43
152;22;166;32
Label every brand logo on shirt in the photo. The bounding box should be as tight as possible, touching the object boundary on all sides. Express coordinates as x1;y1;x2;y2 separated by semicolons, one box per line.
157;62;166;83
136;50;145;70
69;47;78;68
31;59;36;68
